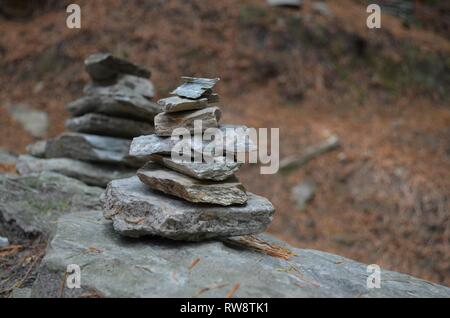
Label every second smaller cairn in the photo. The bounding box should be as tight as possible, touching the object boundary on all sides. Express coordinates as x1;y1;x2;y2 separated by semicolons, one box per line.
103;77;275;241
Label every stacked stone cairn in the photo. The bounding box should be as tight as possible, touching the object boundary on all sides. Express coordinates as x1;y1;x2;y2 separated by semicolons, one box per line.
103;77;275;241
16;53;162;187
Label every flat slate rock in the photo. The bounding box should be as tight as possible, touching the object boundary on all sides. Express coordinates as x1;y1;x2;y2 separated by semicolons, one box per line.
103;176;274;241
85;53;150;81
137;162;247;206
32;210;450;298
154;106;221;136
65;113;154;138
157;96;208;113
129;125;255;160
84;74;155;99
150;154;242;181
267;0;302;7
0;172;102;237
171;77;219;99
45;133;145;167
16;155;135;188
67;93;162;121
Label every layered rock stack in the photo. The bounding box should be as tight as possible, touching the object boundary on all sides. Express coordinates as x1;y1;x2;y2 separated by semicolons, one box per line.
103;77;275;241
16;53;162;187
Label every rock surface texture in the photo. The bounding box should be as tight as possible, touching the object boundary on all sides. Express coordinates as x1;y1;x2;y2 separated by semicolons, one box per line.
32;210;450;298
0;172;102;237
103;176;274;240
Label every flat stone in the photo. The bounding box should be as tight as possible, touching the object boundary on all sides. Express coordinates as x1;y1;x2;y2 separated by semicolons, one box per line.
84;53;150;81
150;154;242;181
129;125;256;160
66;93;162;121
154;106;221;136
137;162;247;206
267;0;302;7
32;210;450;297
157;96;208;113
65;113;154;138
171;77;220;99
26;140;47;158
7;104;48;138
16;155;135;187
103;176;274;240
0;172;102;237
84;74;155;99
44;133;145;167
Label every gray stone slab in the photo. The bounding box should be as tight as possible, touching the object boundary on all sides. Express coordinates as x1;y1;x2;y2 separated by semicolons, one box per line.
84;53;150;81
44;133;145;167
129;125;255;160
103;176;274;240
84;74;155;99
171;77;219;99
137;162;247;206
157;96;208;113
154;106;221;136
16;155;135;188
65;113;154;138
149;154;242;181
32;210;450;298
67;93;162;121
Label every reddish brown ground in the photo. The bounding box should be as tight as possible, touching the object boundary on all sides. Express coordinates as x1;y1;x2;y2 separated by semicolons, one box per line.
0;0;449;286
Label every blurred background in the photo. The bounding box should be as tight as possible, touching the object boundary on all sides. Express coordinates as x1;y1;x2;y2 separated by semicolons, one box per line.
0;0;448;285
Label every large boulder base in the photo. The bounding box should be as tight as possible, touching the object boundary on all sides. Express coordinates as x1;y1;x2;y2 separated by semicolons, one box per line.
0;172;102;237
32;210;450;298
103;176;274;241
137;162;247;206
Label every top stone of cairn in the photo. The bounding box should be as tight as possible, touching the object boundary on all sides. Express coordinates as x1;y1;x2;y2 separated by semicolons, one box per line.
84;53;151;81
170;77;220;100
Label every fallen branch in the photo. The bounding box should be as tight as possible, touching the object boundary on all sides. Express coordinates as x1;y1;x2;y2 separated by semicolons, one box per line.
279;134;340;172
222;235;297;260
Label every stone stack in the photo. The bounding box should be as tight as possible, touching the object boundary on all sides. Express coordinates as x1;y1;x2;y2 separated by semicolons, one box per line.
16;53;162;187
103;77;275;241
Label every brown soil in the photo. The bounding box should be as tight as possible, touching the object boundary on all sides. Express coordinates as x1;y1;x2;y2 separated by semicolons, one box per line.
0;0;449;287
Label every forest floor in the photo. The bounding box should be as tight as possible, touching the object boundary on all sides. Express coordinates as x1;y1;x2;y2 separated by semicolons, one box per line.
0;0;449;286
